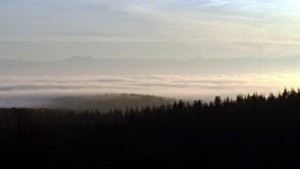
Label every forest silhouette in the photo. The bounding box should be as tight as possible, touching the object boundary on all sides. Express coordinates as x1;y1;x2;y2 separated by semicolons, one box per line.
1;89;300;168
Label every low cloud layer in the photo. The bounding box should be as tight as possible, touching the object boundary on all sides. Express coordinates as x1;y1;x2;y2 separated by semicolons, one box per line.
1;73;299;107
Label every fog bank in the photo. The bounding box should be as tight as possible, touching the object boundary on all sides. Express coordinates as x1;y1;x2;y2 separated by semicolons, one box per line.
1;73;299;108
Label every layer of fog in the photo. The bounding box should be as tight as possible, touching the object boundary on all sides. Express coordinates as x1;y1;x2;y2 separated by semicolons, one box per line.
1;73;299;108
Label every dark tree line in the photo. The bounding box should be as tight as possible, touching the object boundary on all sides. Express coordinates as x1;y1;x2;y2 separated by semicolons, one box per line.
1;89;300;168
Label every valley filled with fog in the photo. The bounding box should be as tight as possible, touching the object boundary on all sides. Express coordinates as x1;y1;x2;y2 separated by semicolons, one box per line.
3;1;300;167
1;72;299;109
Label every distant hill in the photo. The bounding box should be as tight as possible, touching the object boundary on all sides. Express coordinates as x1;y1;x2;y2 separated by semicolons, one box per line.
40;93;175;112
1;56;300;75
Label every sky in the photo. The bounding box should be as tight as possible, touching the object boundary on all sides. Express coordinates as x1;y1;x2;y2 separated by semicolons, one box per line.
1;0;300;60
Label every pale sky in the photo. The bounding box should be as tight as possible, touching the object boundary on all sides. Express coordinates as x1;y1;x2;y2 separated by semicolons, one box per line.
1;0;300;60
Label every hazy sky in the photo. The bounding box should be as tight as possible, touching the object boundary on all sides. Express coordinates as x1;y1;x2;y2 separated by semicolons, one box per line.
1;0;300;60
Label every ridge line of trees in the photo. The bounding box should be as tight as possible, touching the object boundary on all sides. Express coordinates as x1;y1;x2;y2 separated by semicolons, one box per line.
1;88;300;168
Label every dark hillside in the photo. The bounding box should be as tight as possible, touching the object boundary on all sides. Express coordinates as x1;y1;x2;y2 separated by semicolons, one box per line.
1;89;300;168
45;93;175;112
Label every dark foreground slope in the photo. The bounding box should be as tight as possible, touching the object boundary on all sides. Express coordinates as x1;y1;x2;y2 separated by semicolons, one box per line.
1;89;300;168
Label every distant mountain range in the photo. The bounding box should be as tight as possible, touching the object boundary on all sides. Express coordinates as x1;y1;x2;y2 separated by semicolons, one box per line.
0;56;299;75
